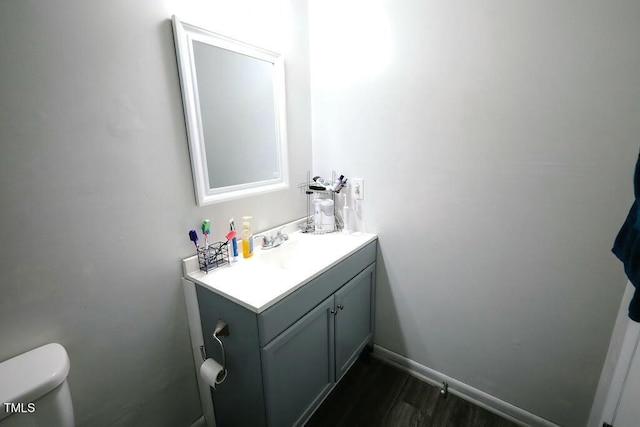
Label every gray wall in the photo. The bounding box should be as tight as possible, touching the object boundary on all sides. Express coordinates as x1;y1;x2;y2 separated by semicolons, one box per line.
0;0;311;426
310;0;640;426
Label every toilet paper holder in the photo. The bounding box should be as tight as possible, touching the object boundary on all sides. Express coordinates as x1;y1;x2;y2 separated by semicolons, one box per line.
200;320;229;384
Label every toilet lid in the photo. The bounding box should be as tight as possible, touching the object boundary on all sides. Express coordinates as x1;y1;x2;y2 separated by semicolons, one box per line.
0;343;70;416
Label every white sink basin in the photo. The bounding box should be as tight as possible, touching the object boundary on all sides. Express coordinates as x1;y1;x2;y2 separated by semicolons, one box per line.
255;237;332;271
256;240;305;270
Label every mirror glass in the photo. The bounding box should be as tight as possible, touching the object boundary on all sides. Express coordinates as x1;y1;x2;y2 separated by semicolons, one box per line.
172;16;289;205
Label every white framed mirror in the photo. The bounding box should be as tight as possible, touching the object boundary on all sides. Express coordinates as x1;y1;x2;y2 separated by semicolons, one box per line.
172;16;289;206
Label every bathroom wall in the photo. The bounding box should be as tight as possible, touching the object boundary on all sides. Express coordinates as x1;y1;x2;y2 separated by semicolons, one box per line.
310;1;640;426
0;0;310;426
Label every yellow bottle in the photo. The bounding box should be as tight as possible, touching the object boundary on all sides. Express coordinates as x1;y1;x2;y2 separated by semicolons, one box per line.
241;216;254;259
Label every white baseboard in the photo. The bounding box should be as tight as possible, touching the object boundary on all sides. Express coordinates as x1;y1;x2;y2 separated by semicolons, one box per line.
372;345;560;427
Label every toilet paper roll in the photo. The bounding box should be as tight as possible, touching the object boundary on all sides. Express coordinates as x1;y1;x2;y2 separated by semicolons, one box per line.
200;358;225;389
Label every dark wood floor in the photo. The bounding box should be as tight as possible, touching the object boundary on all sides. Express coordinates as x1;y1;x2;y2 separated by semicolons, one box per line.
306;354;519;427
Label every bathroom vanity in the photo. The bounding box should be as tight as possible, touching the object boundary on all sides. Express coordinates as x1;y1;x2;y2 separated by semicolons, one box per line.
182;227;377;427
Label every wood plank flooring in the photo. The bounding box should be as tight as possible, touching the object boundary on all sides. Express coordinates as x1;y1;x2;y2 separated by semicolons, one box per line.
306;354;518;427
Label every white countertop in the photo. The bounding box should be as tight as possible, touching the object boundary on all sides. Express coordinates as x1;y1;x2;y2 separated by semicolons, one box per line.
182;223;377;313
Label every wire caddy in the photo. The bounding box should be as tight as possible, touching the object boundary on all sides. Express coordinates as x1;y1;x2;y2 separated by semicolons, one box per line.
299;171;346;234
198;241;230;273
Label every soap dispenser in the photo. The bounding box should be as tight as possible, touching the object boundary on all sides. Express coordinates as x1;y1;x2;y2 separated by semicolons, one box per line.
241;216;254;259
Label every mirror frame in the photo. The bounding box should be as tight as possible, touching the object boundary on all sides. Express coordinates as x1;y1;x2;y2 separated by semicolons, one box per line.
172;16;289;206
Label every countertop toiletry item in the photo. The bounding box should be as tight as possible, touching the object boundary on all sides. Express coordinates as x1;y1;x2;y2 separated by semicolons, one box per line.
202;220;211;248
313;198;323;232
329;174;344;192
310;175;329;191
313;176;330;187
334;176;347;193
342;193;351;234
189;230;200;249
302;190;315;233
241;216;254;259
320;199;335;232
230;218;239;262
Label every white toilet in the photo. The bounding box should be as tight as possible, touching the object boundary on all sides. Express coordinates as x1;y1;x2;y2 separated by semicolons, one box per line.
0;343;75;427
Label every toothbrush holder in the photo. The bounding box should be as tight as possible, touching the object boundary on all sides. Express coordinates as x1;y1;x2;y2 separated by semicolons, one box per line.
197;241;230;273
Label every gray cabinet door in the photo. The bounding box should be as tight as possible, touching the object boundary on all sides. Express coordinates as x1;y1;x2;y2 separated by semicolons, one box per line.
261;296;335;427
334;263;375;380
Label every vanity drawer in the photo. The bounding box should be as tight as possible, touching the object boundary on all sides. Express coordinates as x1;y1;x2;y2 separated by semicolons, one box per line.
258;240;376;346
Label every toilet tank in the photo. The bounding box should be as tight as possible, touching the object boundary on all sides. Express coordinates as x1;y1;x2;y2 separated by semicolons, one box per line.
0;343;74;427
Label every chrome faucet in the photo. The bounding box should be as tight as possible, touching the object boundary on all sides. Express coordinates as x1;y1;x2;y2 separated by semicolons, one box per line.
255;228;289;250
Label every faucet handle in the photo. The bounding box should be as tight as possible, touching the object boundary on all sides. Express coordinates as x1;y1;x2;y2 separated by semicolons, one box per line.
254;234;269;247
277;227;289;241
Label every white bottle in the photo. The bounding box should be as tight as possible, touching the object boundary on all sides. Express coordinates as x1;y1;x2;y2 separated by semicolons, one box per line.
320;199;335;232
313;199;323;232
241;216;254;258
342;205;351;234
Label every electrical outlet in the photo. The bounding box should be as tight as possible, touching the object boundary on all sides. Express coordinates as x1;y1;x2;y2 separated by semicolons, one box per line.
351;178;364;200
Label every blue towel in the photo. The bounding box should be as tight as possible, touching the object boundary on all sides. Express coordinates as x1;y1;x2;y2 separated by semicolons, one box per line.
612;153;640;322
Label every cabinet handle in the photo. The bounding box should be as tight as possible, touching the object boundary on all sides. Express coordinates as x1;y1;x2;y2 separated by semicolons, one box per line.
337;304;344;310
330;308;337;315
